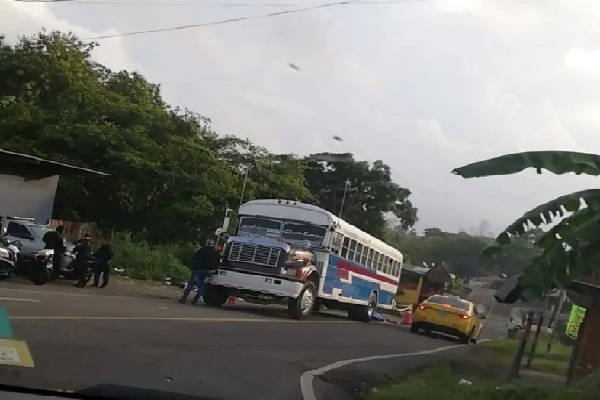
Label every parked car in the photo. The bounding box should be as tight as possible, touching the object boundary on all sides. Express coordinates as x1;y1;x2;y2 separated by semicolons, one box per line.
0;216;74;267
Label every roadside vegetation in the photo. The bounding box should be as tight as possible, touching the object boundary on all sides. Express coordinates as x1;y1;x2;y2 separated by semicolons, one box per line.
109;233;195;282
483;334;572;376
364;362;597;400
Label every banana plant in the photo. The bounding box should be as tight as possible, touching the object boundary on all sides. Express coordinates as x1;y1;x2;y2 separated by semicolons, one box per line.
453;151;600;292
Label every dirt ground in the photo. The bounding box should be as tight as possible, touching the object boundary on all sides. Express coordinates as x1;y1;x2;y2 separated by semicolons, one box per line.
21;275;185;300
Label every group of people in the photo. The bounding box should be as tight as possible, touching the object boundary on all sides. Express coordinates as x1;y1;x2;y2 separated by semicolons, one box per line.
42;226;114;288
42;224;223;300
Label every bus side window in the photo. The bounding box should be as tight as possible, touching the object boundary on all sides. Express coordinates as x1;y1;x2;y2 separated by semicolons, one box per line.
347;239;357;261
387;259;394;275
382;255;389;273
375;252;382;271
360;245;368;266
355;242;363;264
366;248;374;269
392;260;398;276
341;236;350;258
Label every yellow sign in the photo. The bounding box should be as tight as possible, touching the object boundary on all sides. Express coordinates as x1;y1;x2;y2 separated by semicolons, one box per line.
0;339;35;367
566;305;586;340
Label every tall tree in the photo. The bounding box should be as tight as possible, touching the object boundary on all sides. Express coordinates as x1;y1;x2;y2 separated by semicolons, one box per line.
453;151;600;294
0;31;312;243
387;226;538;278
304;153;417;238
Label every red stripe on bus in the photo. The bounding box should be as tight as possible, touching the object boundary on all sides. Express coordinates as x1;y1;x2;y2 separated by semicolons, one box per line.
335;259;398;286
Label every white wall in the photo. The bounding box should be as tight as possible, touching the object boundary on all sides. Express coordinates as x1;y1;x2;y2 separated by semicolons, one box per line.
0;174;59;223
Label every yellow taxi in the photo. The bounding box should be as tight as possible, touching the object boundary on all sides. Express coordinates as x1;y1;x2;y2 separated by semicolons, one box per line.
410;294;485;344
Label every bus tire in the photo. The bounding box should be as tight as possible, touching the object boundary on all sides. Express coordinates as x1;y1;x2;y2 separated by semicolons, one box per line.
288;281;316;320
347;293;377;323
203;283;228;307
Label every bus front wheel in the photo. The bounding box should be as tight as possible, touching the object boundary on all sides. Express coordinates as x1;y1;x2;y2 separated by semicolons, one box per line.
203;284;229;307
288;281;316;320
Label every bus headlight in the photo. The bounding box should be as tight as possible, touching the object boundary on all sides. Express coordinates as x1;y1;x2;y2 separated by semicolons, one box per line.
280;267;309;280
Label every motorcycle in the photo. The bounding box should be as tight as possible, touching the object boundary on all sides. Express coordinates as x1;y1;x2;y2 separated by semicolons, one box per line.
0;237;21;280
26;248;54;286
59;255;94;284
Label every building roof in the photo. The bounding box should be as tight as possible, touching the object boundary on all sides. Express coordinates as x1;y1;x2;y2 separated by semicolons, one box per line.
0;148;108;177
402;264;428;276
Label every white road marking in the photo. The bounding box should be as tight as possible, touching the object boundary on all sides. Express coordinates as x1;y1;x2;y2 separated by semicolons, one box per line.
157;306;169;310
0;297;40;303
300;339;493;400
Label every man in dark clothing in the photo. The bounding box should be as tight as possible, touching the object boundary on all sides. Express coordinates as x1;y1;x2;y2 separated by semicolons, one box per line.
178;239;221;305
43;225;66;279
73;233;93;288
92;240;114;288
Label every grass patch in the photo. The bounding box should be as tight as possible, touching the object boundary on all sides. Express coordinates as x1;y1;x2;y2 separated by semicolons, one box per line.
483;334;573;376
107;232;196;282
364;363;594;400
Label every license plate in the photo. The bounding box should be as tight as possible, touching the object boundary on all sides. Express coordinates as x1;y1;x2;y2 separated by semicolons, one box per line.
438;311;447;317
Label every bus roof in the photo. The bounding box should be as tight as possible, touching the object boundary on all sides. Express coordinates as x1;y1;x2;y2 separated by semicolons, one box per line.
239;199;403;261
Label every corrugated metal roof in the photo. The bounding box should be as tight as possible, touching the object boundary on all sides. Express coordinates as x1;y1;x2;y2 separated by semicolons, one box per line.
0;148;108;176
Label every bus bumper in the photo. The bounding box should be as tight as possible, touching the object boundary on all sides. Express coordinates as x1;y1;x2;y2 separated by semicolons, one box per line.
209;269;304;298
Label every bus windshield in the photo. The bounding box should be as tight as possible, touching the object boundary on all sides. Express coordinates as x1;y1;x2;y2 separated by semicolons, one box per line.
237;216;326;248
281;222;326;248
238;217;282;239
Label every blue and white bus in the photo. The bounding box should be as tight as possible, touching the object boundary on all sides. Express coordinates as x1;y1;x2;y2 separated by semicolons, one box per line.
205;199;403;321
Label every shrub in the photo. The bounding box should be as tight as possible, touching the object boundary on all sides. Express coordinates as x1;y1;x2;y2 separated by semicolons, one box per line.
105;232;196;282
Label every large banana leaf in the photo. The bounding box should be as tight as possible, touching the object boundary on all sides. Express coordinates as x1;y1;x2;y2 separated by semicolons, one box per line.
521;210;600;288
480;190;600;257
535;207;600;249
452;151;600;178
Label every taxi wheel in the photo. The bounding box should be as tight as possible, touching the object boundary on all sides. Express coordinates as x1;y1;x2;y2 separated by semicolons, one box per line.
471;327;482;344
409;323;420;333
461;328;475;345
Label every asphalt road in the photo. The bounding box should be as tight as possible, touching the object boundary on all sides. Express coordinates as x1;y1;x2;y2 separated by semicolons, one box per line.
0;282;507;400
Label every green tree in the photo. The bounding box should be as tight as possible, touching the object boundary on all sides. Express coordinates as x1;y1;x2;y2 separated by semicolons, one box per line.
304;153;417;238
386;226;538;278
453;151;600;294
0;31;312;243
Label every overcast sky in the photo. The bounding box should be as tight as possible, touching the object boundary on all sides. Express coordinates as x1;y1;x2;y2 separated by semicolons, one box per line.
3;0;600;234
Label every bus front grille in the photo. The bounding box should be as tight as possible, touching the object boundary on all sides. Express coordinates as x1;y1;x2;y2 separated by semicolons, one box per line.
228;242;281;268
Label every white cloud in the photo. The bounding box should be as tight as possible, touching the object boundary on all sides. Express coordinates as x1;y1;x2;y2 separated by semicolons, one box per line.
564;47;600;75
3;0;600;235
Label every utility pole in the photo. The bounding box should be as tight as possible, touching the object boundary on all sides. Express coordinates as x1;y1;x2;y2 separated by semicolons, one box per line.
238;165;250;211
338;179;351;219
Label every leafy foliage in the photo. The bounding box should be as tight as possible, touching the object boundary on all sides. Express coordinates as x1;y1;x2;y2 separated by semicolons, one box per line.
0;31;416;243
453;151;600;290
386;227;539;278
305;153;417;238
452;151;600;178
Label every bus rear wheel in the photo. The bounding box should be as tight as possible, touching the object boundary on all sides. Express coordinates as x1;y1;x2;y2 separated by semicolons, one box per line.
288;281;316;320
348;293;377;323
203;283;229;307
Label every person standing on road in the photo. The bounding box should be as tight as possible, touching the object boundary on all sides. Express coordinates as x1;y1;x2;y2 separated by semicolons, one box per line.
43;225;66;279
178;239;221;305
92;240;114;288
73;233;93;288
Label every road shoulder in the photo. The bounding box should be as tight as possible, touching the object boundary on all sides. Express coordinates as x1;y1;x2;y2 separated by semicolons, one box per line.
312;346;475;400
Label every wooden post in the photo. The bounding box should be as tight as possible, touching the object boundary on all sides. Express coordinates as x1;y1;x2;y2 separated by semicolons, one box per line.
525;315;544;369
508;312;533;381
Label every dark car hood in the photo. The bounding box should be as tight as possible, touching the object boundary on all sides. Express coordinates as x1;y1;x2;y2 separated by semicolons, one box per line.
0;383;223;400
